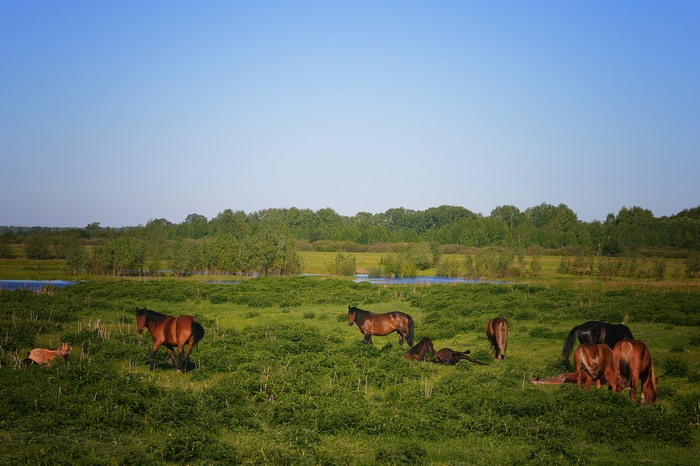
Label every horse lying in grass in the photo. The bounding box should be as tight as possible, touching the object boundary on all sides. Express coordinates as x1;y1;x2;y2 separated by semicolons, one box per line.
24;342;71;366
613;339;658;404
404;338;435;362
136;308;205;373
529;372;579;385
529;372;611;387
486;317;508;360
348;306;414;346
573;343;616;390
434;348;489;366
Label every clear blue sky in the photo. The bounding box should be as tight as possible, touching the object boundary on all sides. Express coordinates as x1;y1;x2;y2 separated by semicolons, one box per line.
2;1;699;227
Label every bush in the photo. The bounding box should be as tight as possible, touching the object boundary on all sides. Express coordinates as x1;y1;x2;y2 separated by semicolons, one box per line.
661;358;689;378
328;252;357;276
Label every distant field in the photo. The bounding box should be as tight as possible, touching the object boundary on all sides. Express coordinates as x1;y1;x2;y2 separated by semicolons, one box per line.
0;252;696;288
298;251;697;285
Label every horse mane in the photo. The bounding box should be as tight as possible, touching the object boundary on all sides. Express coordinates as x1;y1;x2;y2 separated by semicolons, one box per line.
137;308;169;326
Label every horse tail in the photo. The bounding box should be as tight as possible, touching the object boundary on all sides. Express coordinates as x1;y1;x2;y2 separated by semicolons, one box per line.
407;315;415;347
498;320;508;350
617;340;633;384
191;321;205;346
561;324;582;362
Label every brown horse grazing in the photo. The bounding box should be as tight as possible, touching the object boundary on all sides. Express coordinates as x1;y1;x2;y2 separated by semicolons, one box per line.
136;308;205;372
404;338;435;362
347;306;414;346
573;343;616;390
434;348;490;366
486;317;508;360
612;339;658;404
24;342;71;365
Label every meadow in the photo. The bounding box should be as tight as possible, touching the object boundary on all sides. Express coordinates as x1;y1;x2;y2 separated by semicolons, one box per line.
1;263;700;464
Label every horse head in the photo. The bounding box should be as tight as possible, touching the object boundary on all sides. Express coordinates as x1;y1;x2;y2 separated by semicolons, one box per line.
347;306;357;326
136;308;147;335
424;338;435;356
642;366;659;404
58;342;71;362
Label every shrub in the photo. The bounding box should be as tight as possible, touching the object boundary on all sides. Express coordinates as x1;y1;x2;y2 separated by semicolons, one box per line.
661;358;689;377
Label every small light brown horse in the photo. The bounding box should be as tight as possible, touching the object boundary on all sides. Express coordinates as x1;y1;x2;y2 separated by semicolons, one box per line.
404;337;435;362
612;339;658;404
573;343;616;390
434;348;490;366
24;342;71;365
486;317;508;360
347;306;414;346
136;308;205;372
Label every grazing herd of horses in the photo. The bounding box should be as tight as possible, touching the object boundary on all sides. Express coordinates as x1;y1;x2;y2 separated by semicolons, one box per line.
22;304;658;404
348;306;658;404
530;320;658;404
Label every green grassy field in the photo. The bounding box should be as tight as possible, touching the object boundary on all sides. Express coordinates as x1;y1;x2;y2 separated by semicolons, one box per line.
1;268;699;464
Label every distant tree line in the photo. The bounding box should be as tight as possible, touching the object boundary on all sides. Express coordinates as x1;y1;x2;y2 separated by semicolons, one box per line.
1;204;699;277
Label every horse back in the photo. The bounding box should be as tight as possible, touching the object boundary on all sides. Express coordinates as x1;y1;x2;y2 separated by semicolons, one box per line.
171;315;199;345
613;340;643;381
28;348;57;364
366;311;410;335
487;317;507;336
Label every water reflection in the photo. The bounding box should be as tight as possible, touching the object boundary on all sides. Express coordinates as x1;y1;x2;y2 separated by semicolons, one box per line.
0;280;77;292
353;275;513;285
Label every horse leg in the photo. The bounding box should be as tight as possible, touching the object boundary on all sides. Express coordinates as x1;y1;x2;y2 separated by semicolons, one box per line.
489;337;498;359
177;343;186;372
629;375;639;402
165;346;179;371
180;337;195;373
182;340;195;373
398;332;405;346
150;341;164;371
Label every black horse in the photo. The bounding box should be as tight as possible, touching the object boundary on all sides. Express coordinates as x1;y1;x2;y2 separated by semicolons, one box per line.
561;321;634;363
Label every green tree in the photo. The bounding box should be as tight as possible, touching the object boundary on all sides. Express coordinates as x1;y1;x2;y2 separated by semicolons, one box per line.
0;235;14;259
64;243;89;275
529;254;542;277
329;253;357;276
25;234;54;260
687;251;700;278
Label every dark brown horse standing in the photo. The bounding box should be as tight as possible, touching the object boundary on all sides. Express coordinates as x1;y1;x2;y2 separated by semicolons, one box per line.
486;317;508;360
347;306;414;346
404;337;435;362
136;308;205;372
573;343;616;390
561;321;634;363
612;339;658;404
